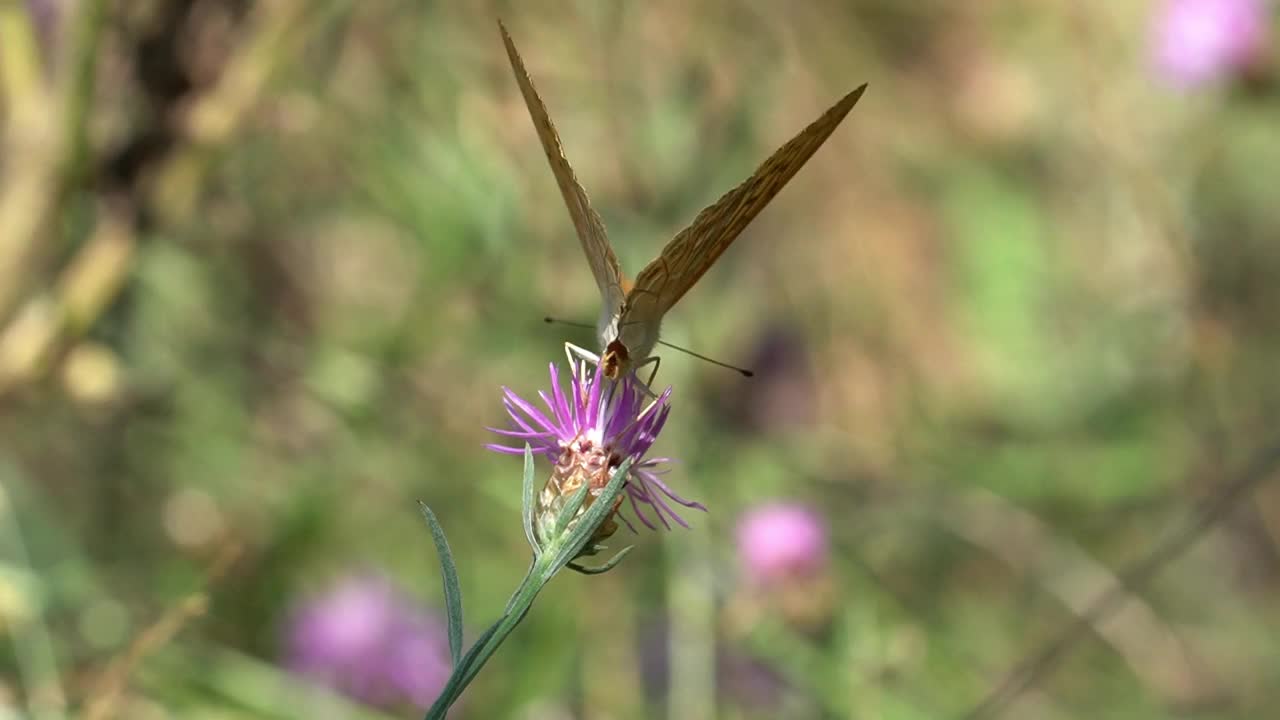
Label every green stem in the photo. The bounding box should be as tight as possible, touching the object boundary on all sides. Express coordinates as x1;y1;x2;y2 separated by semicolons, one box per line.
423;554;554;720
421;455;633;718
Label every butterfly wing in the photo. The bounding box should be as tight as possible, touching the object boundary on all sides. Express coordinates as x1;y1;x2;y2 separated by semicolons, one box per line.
626;84;868;319
499;21;625;311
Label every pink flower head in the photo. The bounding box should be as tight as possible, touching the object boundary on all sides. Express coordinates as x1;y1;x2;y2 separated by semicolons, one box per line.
736;503;829;583
1152;0;1269;87
284;574;450;709
487;361;705;531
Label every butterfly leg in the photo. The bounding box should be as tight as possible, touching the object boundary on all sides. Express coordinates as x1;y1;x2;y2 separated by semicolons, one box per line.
565;342;601;370
629;355;663;401
563;340;601;381
637;355;661;388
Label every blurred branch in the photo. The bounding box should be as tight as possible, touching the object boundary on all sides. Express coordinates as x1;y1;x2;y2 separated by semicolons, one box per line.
943;488;1217;708
0;0;104;347
151;0;309;226
0;208;133;397
0;1;43;114
963;440;1280;720
0;1;59;324
81;542;244;720
0;0;312;398
57;210;133;332
58;0;107;187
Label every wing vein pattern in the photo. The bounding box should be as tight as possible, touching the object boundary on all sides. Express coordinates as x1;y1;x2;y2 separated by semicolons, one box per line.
628;84;868;315
499;21;624;308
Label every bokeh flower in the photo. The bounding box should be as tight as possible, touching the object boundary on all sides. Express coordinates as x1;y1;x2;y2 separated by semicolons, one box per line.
736;503;829;584
487;361;704;540
1151;0;1269;87
284;573;450;710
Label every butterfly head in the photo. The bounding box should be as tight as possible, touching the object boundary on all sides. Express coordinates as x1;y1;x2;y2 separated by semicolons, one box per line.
601;339;629;380
598;300;661;381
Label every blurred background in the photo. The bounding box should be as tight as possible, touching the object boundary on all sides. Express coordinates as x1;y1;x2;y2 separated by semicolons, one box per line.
2;0;1279;718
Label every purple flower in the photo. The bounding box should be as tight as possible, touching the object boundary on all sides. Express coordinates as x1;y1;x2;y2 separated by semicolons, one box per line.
1152;0;1269;87
736;504;829;584
487;361;704;534
284;574;450;709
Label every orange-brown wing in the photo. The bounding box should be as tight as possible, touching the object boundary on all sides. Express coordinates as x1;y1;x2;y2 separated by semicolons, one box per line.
628;84;867;315
499;21;624;308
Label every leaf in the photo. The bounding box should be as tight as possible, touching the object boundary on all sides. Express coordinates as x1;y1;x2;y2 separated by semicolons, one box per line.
418;501;463;668
567;545;635;574
522;444;538;553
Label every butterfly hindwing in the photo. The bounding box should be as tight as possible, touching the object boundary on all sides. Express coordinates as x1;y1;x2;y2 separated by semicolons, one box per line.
627;84;868;318
499;21;625;311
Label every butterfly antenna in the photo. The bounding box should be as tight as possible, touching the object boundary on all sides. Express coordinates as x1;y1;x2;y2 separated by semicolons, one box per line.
546;317;753;377
656;339;754;377
543;316;595;331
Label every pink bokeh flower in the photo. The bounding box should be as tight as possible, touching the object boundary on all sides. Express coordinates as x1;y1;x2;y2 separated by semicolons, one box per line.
1151;0;1269;87
284;573;450;709
736;503;829;583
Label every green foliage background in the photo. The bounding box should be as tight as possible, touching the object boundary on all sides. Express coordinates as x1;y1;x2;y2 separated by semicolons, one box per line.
2;1;1279;718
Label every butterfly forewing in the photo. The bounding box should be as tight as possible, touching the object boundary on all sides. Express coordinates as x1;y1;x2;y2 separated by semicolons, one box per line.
627;84;868;317
499;21;625;311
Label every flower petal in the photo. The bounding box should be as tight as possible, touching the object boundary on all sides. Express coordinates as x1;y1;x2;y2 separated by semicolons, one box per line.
638;469;707;511
485;427;554;439
502;389;558;435
549;363;571;429
586;363;605;429
485;443;531;455
626;489;659;530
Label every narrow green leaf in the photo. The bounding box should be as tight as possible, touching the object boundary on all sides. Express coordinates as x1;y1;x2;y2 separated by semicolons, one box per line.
553;476;592;537
521;444;538;552
547;456;633;573
568;545;635;575
418;501;464;668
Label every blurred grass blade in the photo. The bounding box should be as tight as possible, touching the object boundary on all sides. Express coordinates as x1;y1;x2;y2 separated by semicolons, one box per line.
0;461;68;720
548;457;632;573
522;444;537;552
418;501;463;668
568;545;634;575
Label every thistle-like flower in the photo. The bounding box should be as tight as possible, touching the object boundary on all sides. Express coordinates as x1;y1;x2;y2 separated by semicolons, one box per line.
487;361;704;549
283;573;450;710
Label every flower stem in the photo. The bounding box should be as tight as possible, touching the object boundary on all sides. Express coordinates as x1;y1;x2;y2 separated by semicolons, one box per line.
423;553;553;720
421;453;634;718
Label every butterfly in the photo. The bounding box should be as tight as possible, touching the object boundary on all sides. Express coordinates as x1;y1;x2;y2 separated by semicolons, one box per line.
499;20;866;382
